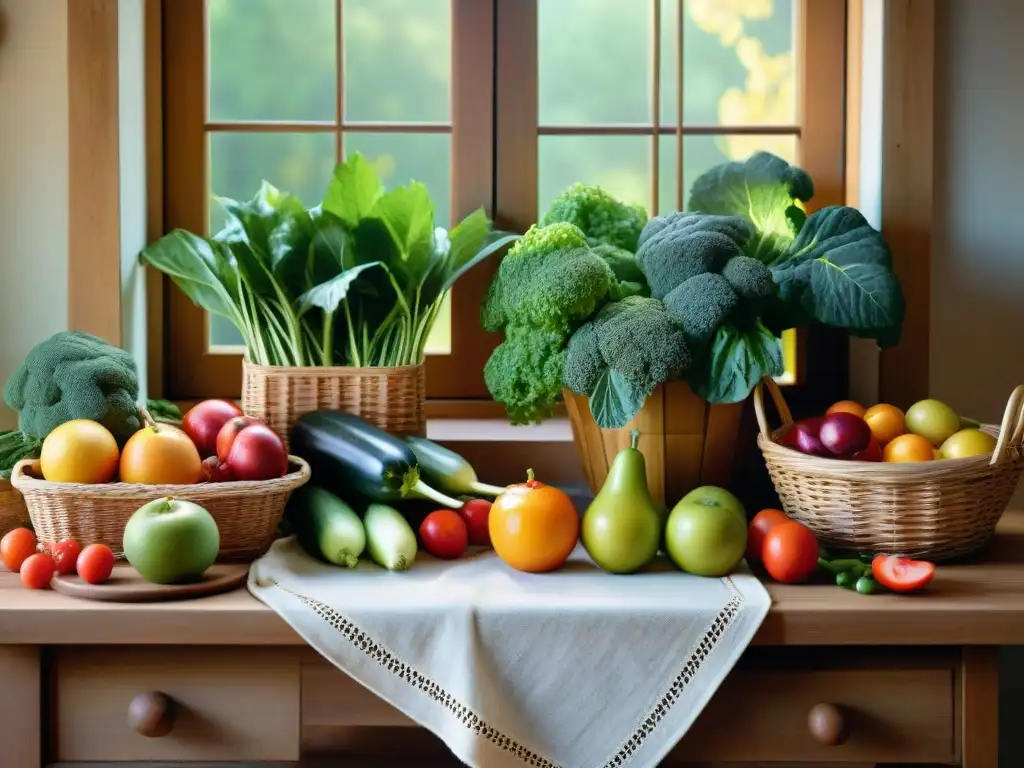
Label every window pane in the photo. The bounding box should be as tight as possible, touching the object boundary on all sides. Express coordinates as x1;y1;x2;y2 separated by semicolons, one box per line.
208;131;336;349
538;135;651;220
208;0;337;122
343;0;451;123
681;0;796;126
345;132;452;355
538;0;652;125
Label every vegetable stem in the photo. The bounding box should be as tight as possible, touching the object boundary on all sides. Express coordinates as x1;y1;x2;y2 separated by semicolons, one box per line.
322;310;335;366
630;429;641;450
468;481;510;497
342;300;361;366
407;479;464;509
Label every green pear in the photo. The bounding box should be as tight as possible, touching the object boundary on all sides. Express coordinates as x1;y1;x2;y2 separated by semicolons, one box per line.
581;430;662;574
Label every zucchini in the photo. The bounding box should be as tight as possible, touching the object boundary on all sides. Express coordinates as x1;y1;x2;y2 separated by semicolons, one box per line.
364;503;418;571
290;486;366;567
290;411;463;508
402;435;508;498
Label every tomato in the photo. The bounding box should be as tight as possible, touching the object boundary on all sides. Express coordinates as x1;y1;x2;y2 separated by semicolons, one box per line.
20;552;55;589
77;543;115;584
746;509;790;561
489;470;579;573
419;510;469;559
458;499;493;547
1;527;38;572
48;539;82;576
872;554;935;592
762;521;819;584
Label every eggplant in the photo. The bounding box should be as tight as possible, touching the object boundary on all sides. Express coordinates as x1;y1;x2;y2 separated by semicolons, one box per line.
402;435;508;498
290;411;463;508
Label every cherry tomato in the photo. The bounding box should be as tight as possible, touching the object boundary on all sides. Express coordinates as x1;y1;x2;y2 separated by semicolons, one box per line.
419;510;468;560
762;521;819;584
746;508;790;562
872;554;935;592
458;499;493;547
77;543;115;584
1;527;38;573
48;538;82;576
20;552;55;589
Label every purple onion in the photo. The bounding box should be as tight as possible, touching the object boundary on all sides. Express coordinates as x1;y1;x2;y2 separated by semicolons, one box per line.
818;412;872;457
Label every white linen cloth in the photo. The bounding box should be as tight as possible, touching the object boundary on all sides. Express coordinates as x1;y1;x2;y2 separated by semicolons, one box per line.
249;537;772;768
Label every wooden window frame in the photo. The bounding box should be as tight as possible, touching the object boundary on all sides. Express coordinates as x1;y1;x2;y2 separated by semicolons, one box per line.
145;0;928;415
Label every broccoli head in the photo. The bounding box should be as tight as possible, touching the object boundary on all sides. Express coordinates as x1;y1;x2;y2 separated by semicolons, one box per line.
721;255;777;300
4;331;141;444
483;326;568;425
507;221;587;257
563;296;691;403
540;183;649;252
662;273;739;348
481;245;615;335
634;213;753;300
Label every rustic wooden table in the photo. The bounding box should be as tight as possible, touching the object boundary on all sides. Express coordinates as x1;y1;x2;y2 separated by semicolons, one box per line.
4;511;1023;767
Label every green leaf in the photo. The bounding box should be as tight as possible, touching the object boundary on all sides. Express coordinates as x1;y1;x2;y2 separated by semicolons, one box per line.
298;262;382;315
687;151;815;265
0;430;42;480
589;368;646;429
689;322;783;404
322;153;385;229
771;206;906;346
139;229;241;321
373;182;436;259
442;215;519;292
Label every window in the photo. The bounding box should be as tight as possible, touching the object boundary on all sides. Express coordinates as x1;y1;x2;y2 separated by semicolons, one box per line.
158;0;847;405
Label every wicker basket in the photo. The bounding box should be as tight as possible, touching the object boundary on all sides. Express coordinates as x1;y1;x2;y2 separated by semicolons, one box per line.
0;478;30;536
564;382;744;509
754;377;1024;560
242;360;426;451
9;457;310;561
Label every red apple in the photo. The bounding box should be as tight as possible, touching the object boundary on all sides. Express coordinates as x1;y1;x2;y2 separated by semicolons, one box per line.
201;455;236;482
182;399;243;457
783;418;829;457
216;415;264;462
224;423;288;481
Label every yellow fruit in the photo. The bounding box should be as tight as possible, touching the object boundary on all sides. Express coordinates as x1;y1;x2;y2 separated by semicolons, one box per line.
939;428;997;459
883;433;936;463
120;424;203;485
863;403;906;447
905;399;961;447
40;419;120;483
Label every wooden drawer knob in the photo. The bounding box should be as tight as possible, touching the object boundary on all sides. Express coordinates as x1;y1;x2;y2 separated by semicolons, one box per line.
807;702;848;746
127;691;176;738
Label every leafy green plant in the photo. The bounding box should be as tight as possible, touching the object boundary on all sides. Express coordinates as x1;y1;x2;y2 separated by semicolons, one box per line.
482;154;906;429
140;153;518;368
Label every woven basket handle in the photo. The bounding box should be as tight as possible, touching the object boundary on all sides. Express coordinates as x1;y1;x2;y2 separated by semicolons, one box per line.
992;384;1024;465
753;377;795;441
9;459;38;489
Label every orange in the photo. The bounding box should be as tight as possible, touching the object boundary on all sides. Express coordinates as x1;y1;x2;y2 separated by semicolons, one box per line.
489;469;579;573
863;403;906;447
119;423;203;485
39;419;120;483
883;433;935;463
826;400;866;419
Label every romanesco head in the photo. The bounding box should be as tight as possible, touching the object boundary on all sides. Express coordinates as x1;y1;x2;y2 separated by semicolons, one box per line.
507;222;587;257
541;183;649;252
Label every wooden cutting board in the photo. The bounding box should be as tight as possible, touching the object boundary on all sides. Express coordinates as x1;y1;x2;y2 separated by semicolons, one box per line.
51;563;249;602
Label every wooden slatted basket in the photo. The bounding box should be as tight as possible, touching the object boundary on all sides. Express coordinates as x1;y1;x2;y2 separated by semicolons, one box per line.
564;382;744;509
755;377;1024;561
9;457;310;561
241;360;426;451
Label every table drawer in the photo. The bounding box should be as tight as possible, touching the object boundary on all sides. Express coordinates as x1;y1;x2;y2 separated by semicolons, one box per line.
671;667;956;764
53;646;301;763
301;651;956;765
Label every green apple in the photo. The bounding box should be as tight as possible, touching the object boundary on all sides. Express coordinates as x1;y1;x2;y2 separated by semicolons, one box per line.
123;497;220;585
664;498;748;577
677;485;746;525
940;428;997;459
905;399;962;447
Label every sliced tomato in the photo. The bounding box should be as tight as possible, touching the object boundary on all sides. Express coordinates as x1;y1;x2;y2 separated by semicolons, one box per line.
872;554;935;592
